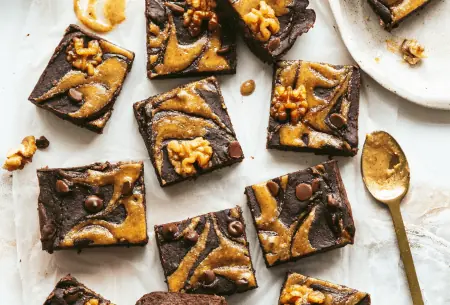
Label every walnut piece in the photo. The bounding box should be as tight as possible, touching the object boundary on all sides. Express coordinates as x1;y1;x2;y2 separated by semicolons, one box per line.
167;137;213;177
183;0;219;37
66;37;103;76
401;39;425;65
243;1;280;42
3;136;37;172
280;284;326;304
270;85;308;125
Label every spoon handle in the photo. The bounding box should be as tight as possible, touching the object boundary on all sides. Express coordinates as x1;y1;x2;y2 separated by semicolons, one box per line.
388;203;424;305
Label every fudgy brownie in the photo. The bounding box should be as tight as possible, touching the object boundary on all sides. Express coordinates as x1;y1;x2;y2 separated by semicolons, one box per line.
222;0;315;63
133;77;244;187
279;272;371;305
146;0;236;79
43;274;115;305
37;161;148;253
368;0;432;30
245;160;355;267
267;60;360;156
154;206;258;295
29;24;134;133
136;292;228;305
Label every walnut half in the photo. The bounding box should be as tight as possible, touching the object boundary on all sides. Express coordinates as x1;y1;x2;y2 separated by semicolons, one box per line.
280;284;326;304
183;0;219;37
167;137;213;177
400;39;425;65
270;85;308;125
243;1;280;42
66;37;103;76
3;136;37;172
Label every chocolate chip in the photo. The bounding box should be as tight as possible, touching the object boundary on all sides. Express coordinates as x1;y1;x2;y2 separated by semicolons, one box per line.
266;180;279;196
268;37;281;52
372;0;393;24
201;270;216;284
68;88;83;103
52;80;58;86
164;2;185;14
330;113;347;128
122;180;133;195
311;178;320;193
236;278;249;290
228;141;243;159
64;291;82;304
41;223;56;241
228;220;244;237
315;164;325;173
36;136;50;149
184;230;199;243
217;46;230;55
84;195;104;213
55;180;70;193
327;194;338;208
162;223;178;240
295;183;312;201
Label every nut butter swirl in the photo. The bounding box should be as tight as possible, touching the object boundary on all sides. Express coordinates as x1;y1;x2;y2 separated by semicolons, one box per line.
59;162;147;247
388;0;430;22
74;0;126;33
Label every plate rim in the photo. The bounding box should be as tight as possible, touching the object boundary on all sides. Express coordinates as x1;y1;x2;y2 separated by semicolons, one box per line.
328;0;450;110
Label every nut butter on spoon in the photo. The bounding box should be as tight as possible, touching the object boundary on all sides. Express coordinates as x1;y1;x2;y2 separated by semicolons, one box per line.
361;131;424;305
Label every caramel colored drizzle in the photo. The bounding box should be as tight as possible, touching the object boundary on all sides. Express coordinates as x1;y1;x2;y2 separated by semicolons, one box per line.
74;0;126;33
153;114;214;182
233;0;292;17
281;273;368;305
188;211;256;288
154;16;207;75
290;207;316;257
60;163;147;247
390;0;429;22
252;181;298;266
168;219;209;292
276;61;353;150
197;29;230;72
35;57;128;119
99;40;134;60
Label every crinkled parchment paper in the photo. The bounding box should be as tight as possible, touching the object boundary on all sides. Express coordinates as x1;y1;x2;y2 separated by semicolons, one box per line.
10;0;450;304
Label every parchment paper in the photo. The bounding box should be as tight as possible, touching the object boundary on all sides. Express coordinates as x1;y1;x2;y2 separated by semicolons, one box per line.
11;1;450;304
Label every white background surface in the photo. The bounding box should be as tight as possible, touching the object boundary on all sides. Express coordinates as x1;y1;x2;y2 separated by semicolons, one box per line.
1;1;450;304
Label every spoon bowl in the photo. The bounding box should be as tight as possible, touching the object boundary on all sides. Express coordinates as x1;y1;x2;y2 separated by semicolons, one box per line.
361;131;424;305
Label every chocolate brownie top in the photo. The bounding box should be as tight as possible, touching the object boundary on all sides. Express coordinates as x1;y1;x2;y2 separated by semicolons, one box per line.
245;160;355;267
43;274;114;305
268;60;360;156
154;206;257;295
133;77;243;186
37;161;147;253
279;272;371;305
135;292;227;305
29;24;134;130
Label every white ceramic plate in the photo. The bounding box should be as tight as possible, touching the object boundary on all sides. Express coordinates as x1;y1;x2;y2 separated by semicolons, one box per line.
329;0;450;109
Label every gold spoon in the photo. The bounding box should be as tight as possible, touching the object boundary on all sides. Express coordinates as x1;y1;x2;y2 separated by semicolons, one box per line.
361;131;424;305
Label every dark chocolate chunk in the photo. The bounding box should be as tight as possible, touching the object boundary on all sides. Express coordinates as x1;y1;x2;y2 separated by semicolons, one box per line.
162;223;178;240
55;180;71;193
330;113;347;128
68;88;83;103
164;2;185;14
154;206;257;295
268;37;281;52
84;195;104;213
245;160;356;267
228;141;243;159
122;180;133;195
266;180;280;196
184;230;199;243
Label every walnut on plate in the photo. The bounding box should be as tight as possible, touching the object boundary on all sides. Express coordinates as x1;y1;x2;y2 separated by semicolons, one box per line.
183;0;219;37
167;137;213;177
280;284;326;304
400;39;425;65
243;1;280;42
66;37;103;76
3;136;37;172
270;84;308;125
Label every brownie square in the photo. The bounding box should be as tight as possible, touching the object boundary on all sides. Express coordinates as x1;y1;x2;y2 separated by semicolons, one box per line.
136;292;228;305
368;0;432;31
267;60;361;156
154;206;258;295
29;24;135;133
43;274;114;305
37;161;148;253
133;76;244;187
222;0;315;63
279;272;371;305
245;160;355;268
145;0;237;79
